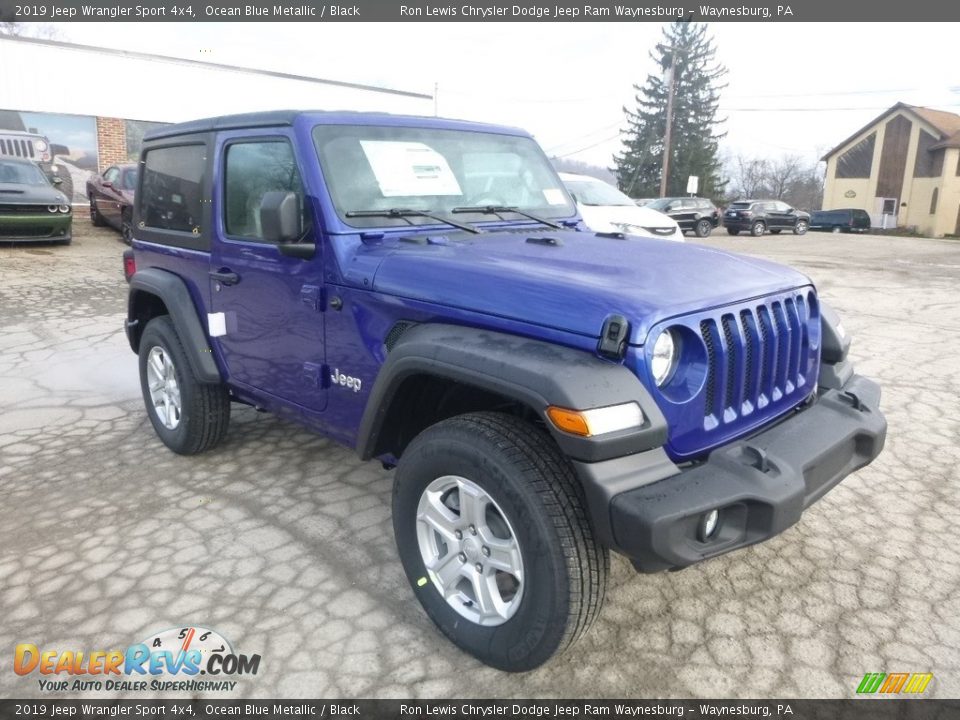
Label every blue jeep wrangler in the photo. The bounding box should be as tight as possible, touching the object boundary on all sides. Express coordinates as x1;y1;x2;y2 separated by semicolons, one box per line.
123;111;886;671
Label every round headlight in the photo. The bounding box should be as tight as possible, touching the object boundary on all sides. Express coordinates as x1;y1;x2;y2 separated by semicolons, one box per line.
58;204;71;214
35;140;48;152
47;205;58;213
651;329;678;387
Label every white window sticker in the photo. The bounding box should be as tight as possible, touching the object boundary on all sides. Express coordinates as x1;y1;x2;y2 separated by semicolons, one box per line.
543;188;566;206
208;312;227;338
360;141;462;197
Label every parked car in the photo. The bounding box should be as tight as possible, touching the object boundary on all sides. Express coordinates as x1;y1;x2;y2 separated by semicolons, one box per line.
87;163;138;243
634;197;657;207
0;157;72;243
123;111;885;672
0;130;73;201
559;172;683;241
809;208;871;234
724;199;810;237
646;197;720;237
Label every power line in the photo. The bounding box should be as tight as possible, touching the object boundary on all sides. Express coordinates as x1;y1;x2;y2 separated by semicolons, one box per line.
551;133;622;158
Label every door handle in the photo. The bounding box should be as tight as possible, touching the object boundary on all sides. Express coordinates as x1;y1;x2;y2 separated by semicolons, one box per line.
210;269;241;286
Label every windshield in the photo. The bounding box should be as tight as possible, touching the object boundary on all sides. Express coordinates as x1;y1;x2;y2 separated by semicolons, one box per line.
563;178;634;207
312;124;575;229
729;202;753;209
0;160;48;186
120;168;139;190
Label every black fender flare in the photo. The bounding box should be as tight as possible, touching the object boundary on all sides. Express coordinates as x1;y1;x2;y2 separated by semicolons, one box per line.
126;268;222;384
356;323;668;464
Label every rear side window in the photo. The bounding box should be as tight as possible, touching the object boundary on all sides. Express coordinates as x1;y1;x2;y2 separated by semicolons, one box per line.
141;145;205;234
224;140;305;240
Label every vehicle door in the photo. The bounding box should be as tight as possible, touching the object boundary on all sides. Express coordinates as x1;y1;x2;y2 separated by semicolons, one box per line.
775;201;797;230
98;167;123;226
208;131;327;412
670;199;696;231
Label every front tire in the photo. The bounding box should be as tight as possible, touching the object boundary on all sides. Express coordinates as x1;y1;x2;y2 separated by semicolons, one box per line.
751;220;766;237
695;219;713;238
393;412;608;672
138;316;230;455
794;219;808;235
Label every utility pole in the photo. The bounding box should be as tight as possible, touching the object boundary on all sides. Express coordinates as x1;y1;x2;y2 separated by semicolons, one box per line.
659;48;677;198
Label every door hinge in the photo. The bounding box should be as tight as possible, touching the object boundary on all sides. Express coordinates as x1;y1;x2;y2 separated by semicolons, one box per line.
300;284;325;311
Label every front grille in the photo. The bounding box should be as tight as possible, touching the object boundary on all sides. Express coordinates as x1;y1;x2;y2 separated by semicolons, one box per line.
699;292;814;425
0;204;51;215
0;137;36;159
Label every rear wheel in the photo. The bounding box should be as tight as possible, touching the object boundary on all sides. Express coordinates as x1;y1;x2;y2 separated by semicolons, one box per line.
695;219;713;238
751;220;766;237
794;219;808;235
121;208;133;244
138;316;230;455
393;412;608;672
89;196;105;227
831;226;841;234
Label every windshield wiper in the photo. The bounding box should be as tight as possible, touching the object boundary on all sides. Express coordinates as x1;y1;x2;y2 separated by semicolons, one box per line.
452;205;563;230
345;208;482;235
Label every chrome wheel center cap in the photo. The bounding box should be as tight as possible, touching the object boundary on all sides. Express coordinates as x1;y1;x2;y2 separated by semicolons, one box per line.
462;537;481;563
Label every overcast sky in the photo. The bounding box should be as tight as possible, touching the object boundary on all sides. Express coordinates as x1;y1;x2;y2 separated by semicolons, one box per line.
57;22;960;170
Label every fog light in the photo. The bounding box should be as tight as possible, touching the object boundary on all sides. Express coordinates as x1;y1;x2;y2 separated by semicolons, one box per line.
699;509;720;541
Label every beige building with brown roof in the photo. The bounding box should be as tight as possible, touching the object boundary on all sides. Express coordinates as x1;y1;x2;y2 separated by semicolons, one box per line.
822;102;960;237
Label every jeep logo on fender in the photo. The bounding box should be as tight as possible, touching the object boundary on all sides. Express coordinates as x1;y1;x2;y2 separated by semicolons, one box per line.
331;368;362;393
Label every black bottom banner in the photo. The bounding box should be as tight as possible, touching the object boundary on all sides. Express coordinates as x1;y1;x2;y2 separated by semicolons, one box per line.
0;700;958;720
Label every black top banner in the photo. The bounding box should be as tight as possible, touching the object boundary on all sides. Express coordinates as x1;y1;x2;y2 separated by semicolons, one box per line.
0;700;959;720
1;0;959;22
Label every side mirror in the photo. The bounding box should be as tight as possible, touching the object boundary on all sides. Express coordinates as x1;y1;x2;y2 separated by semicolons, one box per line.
260;191;314;259
261;191;302;243
52;177;63;185
50;144;69;157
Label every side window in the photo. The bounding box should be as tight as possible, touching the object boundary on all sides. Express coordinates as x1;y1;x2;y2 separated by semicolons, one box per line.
224;140;304;240
775;201;792;212
104;167;120;184
141;145;205;234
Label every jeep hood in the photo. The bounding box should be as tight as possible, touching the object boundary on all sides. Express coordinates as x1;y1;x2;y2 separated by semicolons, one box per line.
369;229;812;345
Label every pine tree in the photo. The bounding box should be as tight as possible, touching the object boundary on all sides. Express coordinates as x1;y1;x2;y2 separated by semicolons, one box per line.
614;22;727;199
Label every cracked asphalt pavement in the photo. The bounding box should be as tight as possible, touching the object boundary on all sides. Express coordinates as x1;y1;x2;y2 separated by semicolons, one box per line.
1;220;958;699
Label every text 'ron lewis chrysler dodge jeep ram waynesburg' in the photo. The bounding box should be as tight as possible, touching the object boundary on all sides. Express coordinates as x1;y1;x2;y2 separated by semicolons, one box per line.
122;111;886;672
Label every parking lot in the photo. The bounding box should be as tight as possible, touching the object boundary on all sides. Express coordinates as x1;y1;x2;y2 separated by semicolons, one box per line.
1;219;958;699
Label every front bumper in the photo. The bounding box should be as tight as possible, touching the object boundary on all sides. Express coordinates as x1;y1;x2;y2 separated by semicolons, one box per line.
573;373;886;572
0;213;72;241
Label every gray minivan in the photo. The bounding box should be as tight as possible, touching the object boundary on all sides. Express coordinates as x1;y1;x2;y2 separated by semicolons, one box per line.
810;208;871;233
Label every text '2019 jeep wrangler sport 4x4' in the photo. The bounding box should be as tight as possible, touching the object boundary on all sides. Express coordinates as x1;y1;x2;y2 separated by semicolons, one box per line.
123;111;886;672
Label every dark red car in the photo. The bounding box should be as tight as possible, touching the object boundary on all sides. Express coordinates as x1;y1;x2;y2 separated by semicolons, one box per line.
87;163;138;243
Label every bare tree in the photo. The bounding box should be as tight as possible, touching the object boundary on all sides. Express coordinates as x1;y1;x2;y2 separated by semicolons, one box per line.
729;156;769;199
765;154;803;200
725;153;824;211
1;22;60;39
